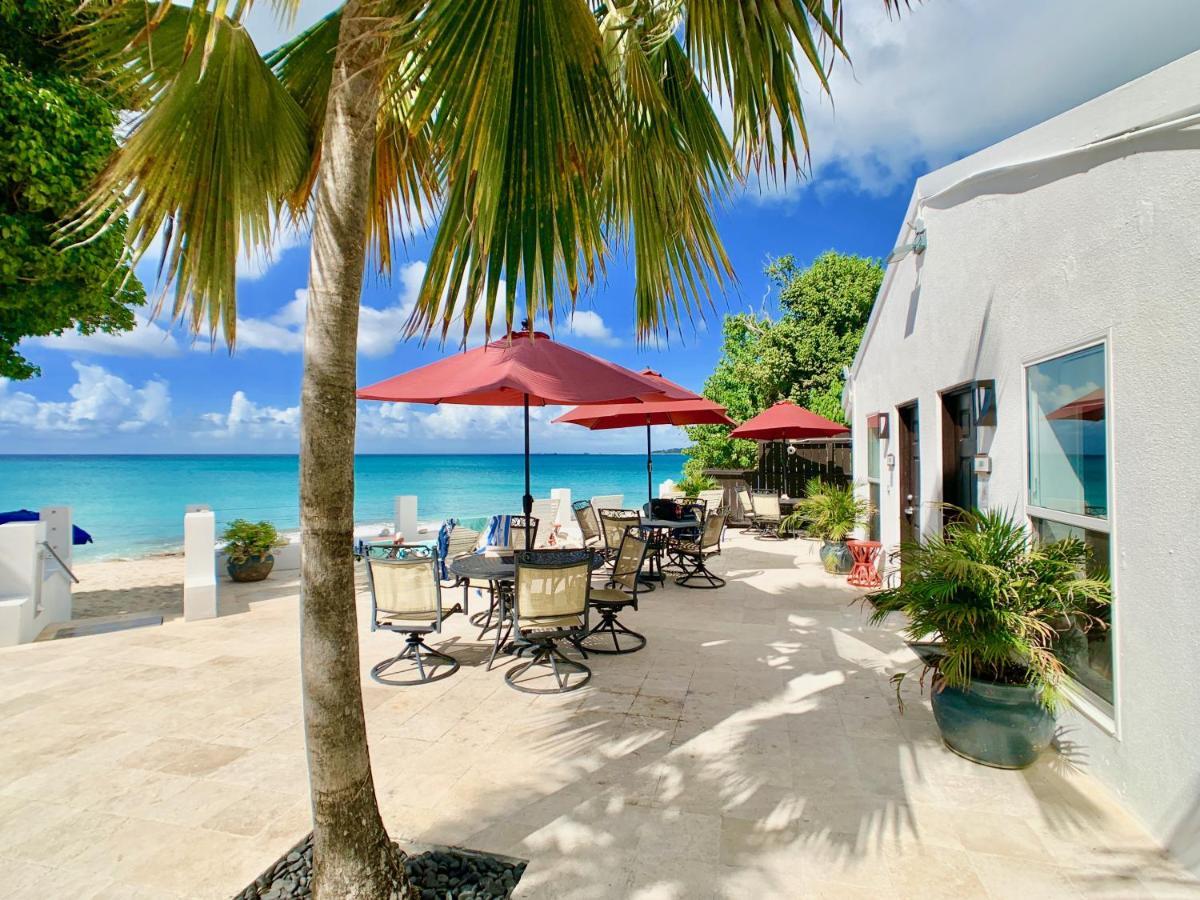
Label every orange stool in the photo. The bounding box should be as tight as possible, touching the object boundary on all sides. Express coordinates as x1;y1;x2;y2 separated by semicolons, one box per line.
846;539;882;588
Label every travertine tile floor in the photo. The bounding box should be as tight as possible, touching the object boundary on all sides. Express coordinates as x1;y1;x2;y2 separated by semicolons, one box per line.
1;533;1197;899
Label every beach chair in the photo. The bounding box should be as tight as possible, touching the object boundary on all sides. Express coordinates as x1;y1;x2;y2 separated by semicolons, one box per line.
505;549;593;693
529;498;561;546
579;525;651;654
573;499;602;548
589;495;624;523
672;512;728;589
751;491;783;539
366;545;462;685
698;489;725;512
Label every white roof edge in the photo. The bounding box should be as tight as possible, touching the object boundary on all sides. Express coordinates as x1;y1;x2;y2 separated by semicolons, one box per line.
849;48;1200;382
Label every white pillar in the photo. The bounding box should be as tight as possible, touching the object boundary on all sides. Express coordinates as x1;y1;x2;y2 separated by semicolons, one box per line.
37;506;73;626
39;506;72;572
659;479;678;498
184;506;218;621
394;496;418;542
550;488;572;526
0;522;42;646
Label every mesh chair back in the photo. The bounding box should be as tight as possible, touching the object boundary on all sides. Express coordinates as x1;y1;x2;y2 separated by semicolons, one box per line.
446;526;481;560
513;549;591;626
752;492;781;521
676;499;706;524
599;509;640;553
697;489;725;510
611;526;652;591
737;485;755;515
701;512;727;551
573;500;600;545
510;515;540;551
367;547;442;627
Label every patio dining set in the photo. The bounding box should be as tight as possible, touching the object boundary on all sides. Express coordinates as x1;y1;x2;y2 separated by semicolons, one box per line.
360;496;728;695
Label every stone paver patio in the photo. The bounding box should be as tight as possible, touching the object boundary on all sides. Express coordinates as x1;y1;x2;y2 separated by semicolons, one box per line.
2;532;1197;899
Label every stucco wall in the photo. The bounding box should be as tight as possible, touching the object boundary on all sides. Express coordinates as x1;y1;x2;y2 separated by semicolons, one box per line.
849;51;1200;869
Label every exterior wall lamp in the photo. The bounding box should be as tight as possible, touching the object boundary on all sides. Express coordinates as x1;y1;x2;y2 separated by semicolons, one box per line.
867;411;889;439
974;380;997;427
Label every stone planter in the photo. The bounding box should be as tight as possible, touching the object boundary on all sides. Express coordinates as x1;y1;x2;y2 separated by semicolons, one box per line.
227;554;275;583
819;539;853;574
931;677;1055;769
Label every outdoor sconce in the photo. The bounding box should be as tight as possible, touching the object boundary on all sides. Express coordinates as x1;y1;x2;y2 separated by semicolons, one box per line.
786;444;797;456
867;411;889;439
974;380;997;427
885;453;896;470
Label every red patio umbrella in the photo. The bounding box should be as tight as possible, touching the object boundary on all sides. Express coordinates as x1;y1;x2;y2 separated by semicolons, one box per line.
729;400;849;441
1046;387;1104;421
553;370;734;507
357;331;686;546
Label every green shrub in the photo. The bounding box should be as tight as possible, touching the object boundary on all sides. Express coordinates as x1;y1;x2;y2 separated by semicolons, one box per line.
221;519;287;564
676;474;717;498
782;478;871;541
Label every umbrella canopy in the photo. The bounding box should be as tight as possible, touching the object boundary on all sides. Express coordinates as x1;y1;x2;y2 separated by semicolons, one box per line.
0;510;93;545
729;401;849;441
357;331;688;406
357;332;681;547
553;370;733;507
1046;387;1105;422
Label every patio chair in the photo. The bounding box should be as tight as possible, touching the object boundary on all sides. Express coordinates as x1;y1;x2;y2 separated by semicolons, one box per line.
573;499;602;548
505;549;593;693
672;512;728;589
510;515;540;552
366;545;462;686
697;488;725;511
578;525;651;654
751;491;783;539
598;508;641;565
440;521;481;615
736;484;756;529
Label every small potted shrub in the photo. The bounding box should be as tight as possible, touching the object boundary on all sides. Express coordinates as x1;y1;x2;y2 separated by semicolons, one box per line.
676;474;717;499
868;507;1110;769
222;519;287;582
782;478;873;573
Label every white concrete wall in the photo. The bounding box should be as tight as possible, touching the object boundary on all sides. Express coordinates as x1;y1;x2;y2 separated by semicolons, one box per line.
0;522;47;646
848;51;1200;870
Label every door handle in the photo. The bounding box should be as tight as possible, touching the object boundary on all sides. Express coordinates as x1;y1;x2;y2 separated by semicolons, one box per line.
904;507;915;516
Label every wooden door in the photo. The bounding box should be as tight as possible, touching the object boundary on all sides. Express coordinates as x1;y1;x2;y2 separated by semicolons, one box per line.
897;403;920;544
941;388;977;515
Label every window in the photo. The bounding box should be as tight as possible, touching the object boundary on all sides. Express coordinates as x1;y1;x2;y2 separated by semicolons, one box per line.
866;424;881;540
1027;344;1107;518
1025;342;1112;711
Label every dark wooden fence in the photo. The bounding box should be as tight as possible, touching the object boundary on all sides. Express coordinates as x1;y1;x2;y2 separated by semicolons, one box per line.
751;439;851;497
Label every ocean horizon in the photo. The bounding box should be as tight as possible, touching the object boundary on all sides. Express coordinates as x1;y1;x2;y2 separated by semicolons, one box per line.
0;453;687;560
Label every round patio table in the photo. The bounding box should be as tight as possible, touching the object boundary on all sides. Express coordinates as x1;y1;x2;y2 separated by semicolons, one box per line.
640;517;702;583
846;539;883;588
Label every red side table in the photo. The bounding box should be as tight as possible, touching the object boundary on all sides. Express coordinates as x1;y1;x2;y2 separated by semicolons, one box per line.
846;540;883;588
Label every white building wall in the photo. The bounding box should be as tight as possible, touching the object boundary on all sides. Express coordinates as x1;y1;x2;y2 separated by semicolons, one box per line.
849;51;1200;870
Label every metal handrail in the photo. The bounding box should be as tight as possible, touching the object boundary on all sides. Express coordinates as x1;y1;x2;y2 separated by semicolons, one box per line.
40;541;80;584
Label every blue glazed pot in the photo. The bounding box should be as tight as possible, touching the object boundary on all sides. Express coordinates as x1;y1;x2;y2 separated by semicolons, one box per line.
819;539;853;574
931;678;1055;769
227;553;275;583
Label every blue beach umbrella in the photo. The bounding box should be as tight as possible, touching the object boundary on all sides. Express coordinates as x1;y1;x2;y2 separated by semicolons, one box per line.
0;509;93;545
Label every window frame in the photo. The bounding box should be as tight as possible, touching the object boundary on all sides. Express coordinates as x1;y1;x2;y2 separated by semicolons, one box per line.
865;421;882;541
1021;333;1120;735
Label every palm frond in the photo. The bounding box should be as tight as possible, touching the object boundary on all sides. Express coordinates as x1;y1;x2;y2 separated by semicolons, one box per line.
394;0;616;344
65;13;312;345
684;0;847;177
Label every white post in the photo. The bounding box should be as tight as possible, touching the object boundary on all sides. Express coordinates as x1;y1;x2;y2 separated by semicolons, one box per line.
659;479;678;498
39;506;72;572
37;506;73;627
550;488;572;526
184;505;218;621
394;496;418;542
0;522;42;646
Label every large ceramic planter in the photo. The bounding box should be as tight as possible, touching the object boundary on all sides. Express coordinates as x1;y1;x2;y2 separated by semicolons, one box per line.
819;539;853;574
931;677;1055;769
227;554;274;583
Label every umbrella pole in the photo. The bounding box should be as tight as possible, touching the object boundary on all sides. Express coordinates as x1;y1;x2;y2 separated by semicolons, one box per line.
646;420;653;510
523;393;533;551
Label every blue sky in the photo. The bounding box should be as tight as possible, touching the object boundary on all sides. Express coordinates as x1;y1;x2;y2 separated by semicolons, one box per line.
5;0;1200;455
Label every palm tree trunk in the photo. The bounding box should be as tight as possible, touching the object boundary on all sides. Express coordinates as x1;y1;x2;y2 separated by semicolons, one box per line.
299;3;405;897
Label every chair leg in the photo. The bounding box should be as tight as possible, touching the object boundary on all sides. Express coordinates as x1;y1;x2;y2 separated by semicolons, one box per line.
505;640;591;694
577;608;646;654
675;554;726;589
371;633;459;686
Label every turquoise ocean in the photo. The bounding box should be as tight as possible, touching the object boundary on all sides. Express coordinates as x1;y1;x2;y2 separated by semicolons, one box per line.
0;454;685;560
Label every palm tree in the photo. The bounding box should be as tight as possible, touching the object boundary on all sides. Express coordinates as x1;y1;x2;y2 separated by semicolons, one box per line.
68;1;906;895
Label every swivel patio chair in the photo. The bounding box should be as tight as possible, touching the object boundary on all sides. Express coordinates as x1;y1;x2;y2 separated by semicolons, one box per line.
510;515;540;552
598;508;641;566
750;491;783;539
505;549;593;693
441;522;481;610
578;525;651;654
573;499;602;549
367;545;462;686
736;484;756;530
672;512;728;589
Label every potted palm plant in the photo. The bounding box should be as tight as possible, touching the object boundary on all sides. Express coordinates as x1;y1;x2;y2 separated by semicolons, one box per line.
222;519;288;582
868;507;1110;769
782;478;873;573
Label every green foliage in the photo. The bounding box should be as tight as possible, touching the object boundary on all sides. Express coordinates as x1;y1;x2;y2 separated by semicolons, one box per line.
675;473;717;498
683;251;883;481
782;477;872;541
868;507;1111;712
0;0;144;379
221;518;287;564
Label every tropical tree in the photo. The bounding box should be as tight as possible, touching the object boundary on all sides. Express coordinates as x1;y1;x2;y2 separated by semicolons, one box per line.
67;1;906;895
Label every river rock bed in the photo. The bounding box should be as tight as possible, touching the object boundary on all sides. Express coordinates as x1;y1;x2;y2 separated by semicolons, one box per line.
236;833;527;900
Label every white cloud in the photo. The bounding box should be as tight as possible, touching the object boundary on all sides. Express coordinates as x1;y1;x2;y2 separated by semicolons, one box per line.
32;312;183;358
561;310;620;346
237;224;308;281
201;391;299;440
0;363;170;434
760;0;1200;196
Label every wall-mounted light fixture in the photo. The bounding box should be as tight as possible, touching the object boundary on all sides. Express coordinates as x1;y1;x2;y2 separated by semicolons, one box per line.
974;380;996;427
867;411;890;439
